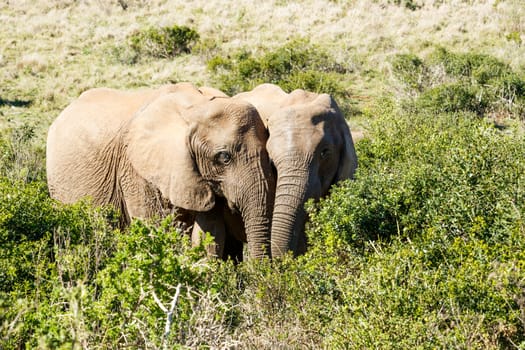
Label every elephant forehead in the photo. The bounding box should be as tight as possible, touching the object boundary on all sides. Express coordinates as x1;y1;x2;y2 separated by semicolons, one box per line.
269;108;328;136
203;98;256;116
197;101;266;139
202;120;265;151
268;124;323;154
269;102;336;126
267;109;343;156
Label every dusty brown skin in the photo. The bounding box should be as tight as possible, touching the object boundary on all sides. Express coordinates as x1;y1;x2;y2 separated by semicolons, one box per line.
234;84;358;257
46;83;275;259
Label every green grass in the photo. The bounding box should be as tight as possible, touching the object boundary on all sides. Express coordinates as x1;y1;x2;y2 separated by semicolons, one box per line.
1;1;525;348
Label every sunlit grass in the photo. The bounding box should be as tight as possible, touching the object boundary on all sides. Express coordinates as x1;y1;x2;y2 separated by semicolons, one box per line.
1;0;523;129
1;1;525;348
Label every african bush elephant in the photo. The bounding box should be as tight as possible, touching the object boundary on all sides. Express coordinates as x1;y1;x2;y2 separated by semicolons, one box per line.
46;83;275;259
234;84;358;257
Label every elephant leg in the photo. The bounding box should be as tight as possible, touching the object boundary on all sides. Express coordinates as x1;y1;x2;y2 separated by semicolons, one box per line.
223;205;247;262
223;234;244;263
192;206;226;258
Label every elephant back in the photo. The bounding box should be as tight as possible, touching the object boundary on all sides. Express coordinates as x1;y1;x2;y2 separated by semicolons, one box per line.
46;85;177;205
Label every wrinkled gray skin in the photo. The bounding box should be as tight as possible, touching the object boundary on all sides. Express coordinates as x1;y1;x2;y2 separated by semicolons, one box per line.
46;83;275;259
234;84;358;257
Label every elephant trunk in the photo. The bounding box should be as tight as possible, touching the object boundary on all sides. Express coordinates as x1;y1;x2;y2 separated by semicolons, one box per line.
271;165;310;257
238;158;275;259
243;203;272;258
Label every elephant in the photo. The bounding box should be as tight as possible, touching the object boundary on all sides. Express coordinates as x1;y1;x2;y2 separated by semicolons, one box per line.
233;83;358;257
46;83;275;259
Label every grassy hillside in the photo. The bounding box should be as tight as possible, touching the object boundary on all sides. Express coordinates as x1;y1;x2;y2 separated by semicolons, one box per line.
1;0;525;348
2;0;524;129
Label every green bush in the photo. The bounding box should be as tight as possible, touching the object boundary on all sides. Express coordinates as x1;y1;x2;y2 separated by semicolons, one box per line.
0;123;46;183
207;40;349;108
416;82;486;115
311;103;525;244
0;179;119;347
305;103;525;347
392;48;525;119
388;0;421;11
428;48;511;83
391;53;427;92
91;218;233;348
0;199;240;348
129;25;200;59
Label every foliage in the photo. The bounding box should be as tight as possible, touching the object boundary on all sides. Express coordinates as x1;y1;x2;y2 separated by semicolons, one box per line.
391;53;426;93
0;123;46;183
311;101;525;247
2;1;525;346
391;48;525;119
207;39;350;107
129;25;200;59
90;218;237;348
306;102;525;347
416;82;487;115
3;88;525;347
0;179;119;348
0;195;240;348
388;0;421;11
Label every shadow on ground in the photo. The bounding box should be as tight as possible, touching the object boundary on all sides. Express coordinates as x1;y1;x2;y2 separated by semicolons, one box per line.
0;98;32;108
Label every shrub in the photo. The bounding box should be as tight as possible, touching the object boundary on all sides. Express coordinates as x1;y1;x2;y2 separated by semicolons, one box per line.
0;180;118;291
232;255;350;348
391;53;427;93
0;178;119;347
0;193;241;349
416;82;486;115
91;218;232;348
0;123;46;183
392;48;525;119
129;25;200;59
305;103;525;347
207;40;350;110
311;103;525;244
428;48;511;83
388;0;421;11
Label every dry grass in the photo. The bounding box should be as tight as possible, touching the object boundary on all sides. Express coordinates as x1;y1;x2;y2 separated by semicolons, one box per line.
2;1;523;110
0;0;522;174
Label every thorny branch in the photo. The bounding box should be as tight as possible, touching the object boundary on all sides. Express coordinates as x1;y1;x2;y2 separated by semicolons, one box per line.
151;283;183;348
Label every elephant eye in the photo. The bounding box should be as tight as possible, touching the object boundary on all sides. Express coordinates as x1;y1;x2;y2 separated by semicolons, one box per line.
215;151;232;165
320;148;330;159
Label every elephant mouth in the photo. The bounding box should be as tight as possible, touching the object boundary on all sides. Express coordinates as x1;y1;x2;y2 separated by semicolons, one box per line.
205;179;241;213
207;180;223;196
227;199;240;214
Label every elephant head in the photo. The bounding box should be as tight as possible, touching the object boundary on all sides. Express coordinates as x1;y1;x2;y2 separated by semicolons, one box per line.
235;84;358;257
46;83;275;258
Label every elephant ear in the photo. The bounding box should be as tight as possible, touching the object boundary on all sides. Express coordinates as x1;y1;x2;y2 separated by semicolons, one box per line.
311;94;358;182
330;97;358;181
125;93;215;212
336;121;358;181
